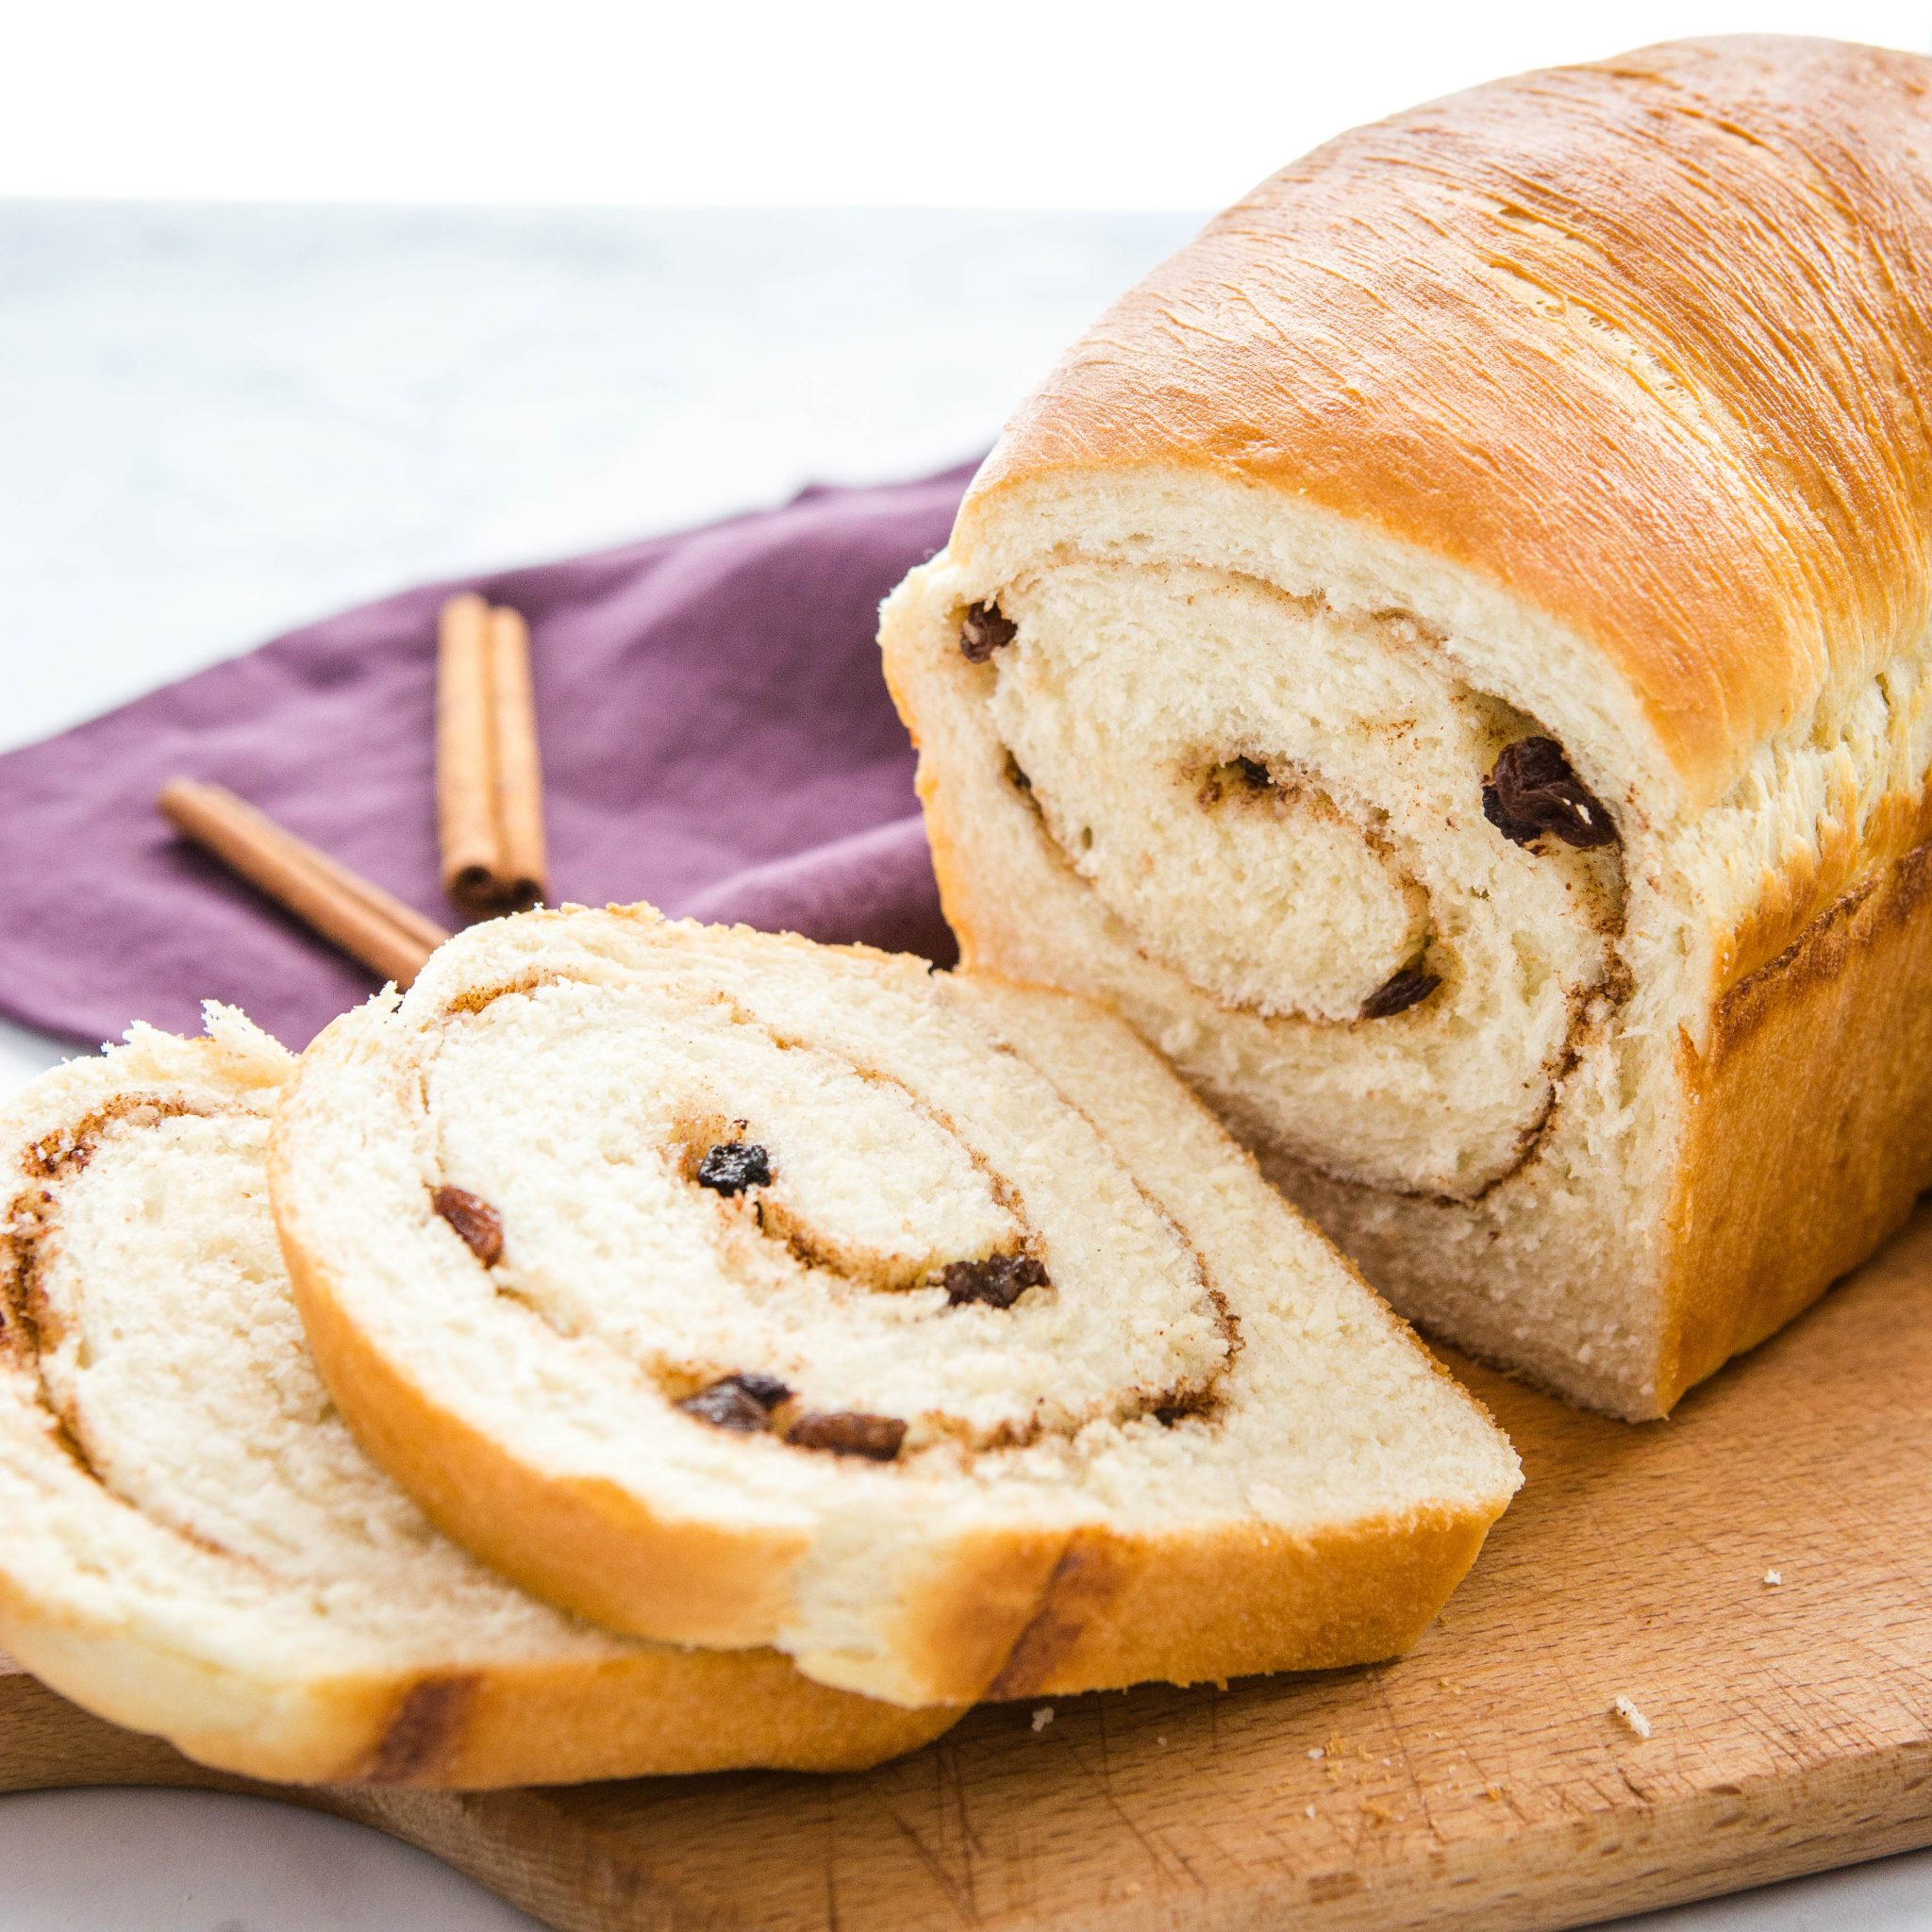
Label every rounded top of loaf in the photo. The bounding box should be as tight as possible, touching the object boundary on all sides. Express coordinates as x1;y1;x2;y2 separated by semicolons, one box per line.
961;35;1932;805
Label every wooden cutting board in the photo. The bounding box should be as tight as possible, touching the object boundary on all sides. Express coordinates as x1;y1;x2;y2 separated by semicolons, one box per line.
9;1208;1932;1932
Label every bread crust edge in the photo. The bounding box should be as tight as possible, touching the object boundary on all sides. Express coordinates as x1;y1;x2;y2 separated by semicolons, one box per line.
0;1568;956;1786
1657;832;1932;1412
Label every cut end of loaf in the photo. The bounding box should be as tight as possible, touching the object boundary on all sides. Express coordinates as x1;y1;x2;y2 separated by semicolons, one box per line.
879;498;1678;1423
875;36;1932;1424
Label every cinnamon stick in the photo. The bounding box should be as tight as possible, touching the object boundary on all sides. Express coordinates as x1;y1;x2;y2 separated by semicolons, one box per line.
437;592;547;916
436;592;498;913
158;780;449;988
487;604;547;908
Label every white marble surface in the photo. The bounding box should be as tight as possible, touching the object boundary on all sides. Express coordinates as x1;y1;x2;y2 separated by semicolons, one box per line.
0;1790;544;1930
8;2;1930;207
2;202;1928;1932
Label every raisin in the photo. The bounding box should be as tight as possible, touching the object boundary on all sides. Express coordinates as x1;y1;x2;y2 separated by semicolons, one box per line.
679;1373;791;1432
941;1253;1048;1308
1360;966;1441;1020
1233;755;1272;789
729;1371;791;1407
787;1410;908;1460
958;601;1017;662
696;1141;772;1195
1482;737;1618;849
432;1186;503;1265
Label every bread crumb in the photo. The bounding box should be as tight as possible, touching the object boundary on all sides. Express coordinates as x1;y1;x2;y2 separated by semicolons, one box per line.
1155;1734;1167;1747
1304;1805;1317;1820
1307;1746;1324;1760
1031;1706;1055;1733
1611;1695;1652;1740
1764;1569;1782;1586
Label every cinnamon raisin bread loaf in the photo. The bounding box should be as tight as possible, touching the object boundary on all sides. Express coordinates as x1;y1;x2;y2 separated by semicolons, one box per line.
0;1009;954;1784
879;35;1932;1421
270;906;1520;1709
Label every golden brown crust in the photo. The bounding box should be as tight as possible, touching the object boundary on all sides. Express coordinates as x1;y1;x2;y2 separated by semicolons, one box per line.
985;1504;1501;1700
964;36;1932;806
422;1645;957;1784
1710;776;1932;1000
1658;834;1932;1410
855;1529;1073;1707
0;1564;957;1788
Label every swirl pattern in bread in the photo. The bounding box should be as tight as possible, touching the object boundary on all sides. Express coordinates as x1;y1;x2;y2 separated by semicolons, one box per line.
270;908;1520;1707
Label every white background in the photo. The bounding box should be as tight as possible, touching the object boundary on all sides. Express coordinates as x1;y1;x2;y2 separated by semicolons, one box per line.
7;3;1932;1927
5;1;1931;208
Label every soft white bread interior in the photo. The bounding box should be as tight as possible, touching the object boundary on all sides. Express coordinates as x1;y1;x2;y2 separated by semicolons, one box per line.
270;906;1520;1709
0;1008;956;1785
880;36;1932;1420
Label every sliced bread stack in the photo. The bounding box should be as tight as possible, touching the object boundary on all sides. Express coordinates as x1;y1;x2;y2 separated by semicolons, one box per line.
0;1009;955;1784
0;907;1519;1783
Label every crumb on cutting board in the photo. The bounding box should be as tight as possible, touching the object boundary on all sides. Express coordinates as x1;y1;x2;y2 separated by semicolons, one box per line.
1764;1569;1783;1586
1611;1695;1653;1740
1031;1706;1054;1733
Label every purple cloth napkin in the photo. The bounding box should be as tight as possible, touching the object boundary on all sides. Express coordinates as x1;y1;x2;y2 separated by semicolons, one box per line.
0;461;975;1049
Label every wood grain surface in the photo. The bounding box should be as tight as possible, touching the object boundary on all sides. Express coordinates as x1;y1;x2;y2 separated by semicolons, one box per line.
9;1205;1932;1932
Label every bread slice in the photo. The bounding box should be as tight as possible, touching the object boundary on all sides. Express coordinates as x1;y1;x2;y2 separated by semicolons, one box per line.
0;1008;956;1785
271;905;1521;1708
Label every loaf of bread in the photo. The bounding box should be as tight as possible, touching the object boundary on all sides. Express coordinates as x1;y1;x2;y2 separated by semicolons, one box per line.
0;1009;956;1784
879;35;1932;1421
270;906;1520;1708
